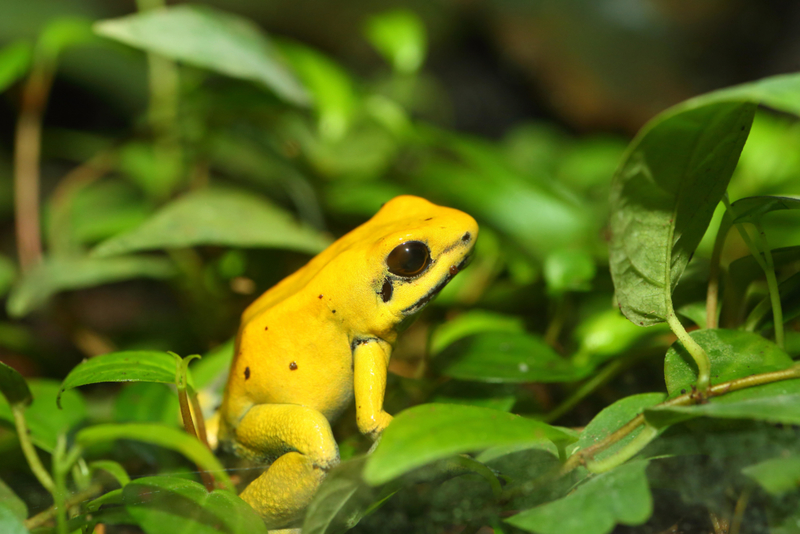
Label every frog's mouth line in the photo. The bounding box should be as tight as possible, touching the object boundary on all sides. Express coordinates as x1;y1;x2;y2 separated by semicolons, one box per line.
401;253;473;315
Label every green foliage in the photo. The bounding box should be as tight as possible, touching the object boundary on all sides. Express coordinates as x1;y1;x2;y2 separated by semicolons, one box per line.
2;3;800;534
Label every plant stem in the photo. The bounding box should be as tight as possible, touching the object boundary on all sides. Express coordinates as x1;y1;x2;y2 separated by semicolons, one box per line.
52;435;68;534
12;405;55;492
752;221;784;348
543;358;627;423
585;423;659;473
706;211;732;329
561;364;800;474
665;305;710;391
730;486;751;534
13;57;54;272
24;483;103;530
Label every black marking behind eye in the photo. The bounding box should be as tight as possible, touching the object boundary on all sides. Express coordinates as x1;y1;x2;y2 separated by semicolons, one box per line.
244;367;250;380
380;279;393;302
462;232;471;242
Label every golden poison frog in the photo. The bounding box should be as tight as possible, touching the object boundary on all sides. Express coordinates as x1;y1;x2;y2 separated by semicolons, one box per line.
217;195;478;528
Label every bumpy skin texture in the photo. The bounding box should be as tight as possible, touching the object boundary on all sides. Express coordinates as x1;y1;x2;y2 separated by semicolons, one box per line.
218;195;478;529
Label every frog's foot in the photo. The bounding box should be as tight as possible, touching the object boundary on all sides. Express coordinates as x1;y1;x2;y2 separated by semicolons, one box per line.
234;404;339;529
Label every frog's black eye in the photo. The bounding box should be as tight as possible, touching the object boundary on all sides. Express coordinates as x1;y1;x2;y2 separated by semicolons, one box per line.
386;241;430;277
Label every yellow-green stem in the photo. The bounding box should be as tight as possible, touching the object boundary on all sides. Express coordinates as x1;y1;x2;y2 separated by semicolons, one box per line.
12;405;54;492
753;221;784;348
666;306;710;392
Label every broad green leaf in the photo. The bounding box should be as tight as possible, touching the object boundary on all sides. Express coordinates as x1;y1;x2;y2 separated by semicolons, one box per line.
543;249;595;295
429;310;525;356
435;331;587;383
92;187;330;257
59;351;182;408
729;195;800;224
0;361;32;408
90;460;131;488
94;5;308;105
0;41;31;93
76;424;233;490
364;9;427;73
0;380;86;452
277;41;356;141
645;378;800;427
506;460;652;534
569;393;666;464
663;329;793;397
0;505;26;534
572;309;670;368
0;477;27;522
113;383;180;426
304;457;389;534
742;455;800;495
122;476;267;534
6;256;176;318
610;72;800;327
363;404;574;485
415;133;592;259
609;101;755;326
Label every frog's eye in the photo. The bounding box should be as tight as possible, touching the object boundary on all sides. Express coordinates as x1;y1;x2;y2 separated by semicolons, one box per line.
386;241;430;277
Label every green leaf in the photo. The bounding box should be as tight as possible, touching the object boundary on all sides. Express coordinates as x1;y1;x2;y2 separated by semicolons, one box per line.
742;455;800;495
0;41;31;93
572;309;670;368
363;403;574;485
609;101;755;326
122;476;267;534
610;72;800;327
435;331;587;383
38;17;96;59
543;249;596;295
90;460;131;488
113;382;180;426
76;424;233;490
364;9;427;74
569;393;666;464
0;380;87;452
304;457;389;534
60;351;182;408
663;329;793;397
0;361;32;408
6;256;176;318
0;477;27;522
729;195;800;224
94;5;308;105
0;504;27;534
430;310;525;356
277;41;357;141
92;187;330;257
645;378;800;427
506;460;652;534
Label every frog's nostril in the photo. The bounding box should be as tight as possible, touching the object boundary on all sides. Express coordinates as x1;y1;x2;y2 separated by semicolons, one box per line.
461;232;471;242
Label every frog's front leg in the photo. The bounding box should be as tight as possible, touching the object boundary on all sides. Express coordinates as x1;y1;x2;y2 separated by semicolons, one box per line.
353;338;393;439
233;404;339;529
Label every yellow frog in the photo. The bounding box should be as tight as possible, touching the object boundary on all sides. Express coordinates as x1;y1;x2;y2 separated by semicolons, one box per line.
217;195;478;529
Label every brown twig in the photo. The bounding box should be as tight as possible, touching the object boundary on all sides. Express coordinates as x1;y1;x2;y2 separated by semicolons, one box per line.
14;60;54;272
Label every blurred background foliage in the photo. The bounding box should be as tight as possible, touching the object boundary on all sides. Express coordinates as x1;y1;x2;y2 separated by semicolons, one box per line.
1;0;800;529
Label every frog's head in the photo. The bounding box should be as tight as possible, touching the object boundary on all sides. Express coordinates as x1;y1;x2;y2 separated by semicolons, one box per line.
330;195;478;338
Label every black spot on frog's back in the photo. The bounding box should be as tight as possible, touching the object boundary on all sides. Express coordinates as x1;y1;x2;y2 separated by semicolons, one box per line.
380;279;393;302
244;367;250;380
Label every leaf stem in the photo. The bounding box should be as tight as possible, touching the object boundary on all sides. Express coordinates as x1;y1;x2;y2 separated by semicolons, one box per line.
12;405;55;492
543;357;628;423
752;221;784;348
561;364;800;474
13;54;54;272
665;307;710;392
23;483;103;530
706;211;732;329
585;423;659;473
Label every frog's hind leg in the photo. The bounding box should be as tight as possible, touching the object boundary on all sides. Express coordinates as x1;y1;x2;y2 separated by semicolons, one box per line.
233;404;339;529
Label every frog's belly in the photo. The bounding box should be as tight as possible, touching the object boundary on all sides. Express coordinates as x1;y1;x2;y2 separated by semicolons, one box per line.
246;344;355;422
